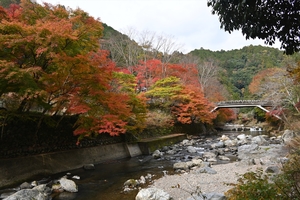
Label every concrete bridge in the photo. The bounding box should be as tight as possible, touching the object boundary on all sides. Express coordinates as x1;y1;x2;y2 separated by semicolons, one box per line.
211;100;281;119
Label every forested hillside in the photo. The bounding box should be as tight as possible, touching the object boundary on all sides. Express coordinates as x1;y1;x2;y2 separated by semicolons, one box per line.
100;22;297;100
189;46;287;99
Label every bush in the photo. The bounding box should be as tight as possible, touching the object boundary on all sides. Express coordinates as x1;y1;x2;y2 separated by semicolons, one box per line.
141;110;174;138
225;168;280;200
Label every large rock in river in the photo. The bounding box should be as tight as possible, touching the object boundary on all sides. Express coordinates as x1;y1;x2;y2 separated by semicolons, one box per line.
136;188;172;200
4;189;46;200
59;177;78;193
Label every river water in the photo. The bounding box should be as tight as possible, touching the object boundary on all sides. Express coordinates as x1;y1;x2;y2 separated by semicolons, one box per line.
50;130;266;200
0;130;264;199
51;155;176;200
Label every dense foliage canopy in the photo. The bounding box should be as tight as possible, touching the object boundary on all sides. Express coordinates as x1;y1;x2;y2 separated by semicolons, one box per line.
207;0;300;55
0;0;148;141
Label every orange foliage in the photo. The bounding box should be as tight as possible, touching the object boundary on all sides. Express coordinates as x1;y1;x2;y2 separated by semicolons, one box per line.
249;68;282;94
0;1;146;139
135;59;200;90
171;85;216;124
215;108;236;123
135;59;162;89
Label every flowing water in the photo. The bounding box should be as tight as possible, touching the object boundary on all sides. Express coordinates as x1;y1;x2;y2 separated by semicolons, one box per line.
1;130;266;200
51;130;266;200
51;155;175;200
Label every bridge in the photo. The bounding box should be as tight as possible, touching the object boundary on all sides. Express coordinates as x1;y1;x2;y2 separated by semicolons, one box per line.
211;100;281;119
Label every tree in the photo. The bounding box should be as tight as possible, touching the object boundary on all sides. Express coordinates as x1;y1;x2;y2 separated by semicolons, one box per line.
179;55;219;95
0;0;20;8
249;67;297;108
105;27;141;73
171;85;216;124
145;76;216;125
207;0;300;55
0;0;104;112
0;0;147;139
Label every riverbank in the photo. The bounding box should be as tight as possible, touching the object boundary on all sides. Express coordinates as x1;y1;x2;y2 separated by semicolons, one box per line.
0;133;186;189
150;161;265;199
136;131;290;200
1;130;293;199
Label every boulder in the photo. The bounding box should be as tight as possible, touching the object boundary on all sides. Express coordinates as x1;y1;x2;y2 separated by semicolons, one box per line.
237;144;259;160
124;179;139;187
206;157;218;163
135;188;172;200
192;158;204;167
166;150;177;155
182;139;195;146
237;134;249;144
224;139;236;147
220;135;230;141
282;130;299;144
59;177;78;193
0;191;14;199
187;146;197;153
202;152;216;159
251;135;269;145
152;150;163;159
192;166;217;174
218;155;230;161
173;162;189;170
33;184;52;196
83;164;95;170
20;182;31;189
214;141;225;148
4;188;48;200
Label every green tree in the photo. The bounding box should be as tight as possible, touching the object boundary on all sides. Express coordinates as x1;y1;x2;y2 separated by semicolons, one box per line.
207;0;300;55
0;0;20;8
145;76;215;125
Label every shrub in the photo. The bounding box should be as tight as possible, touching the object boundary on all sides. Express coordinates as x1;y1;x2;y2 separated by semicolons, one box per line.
141;110;174;138
225;136;300;200
225;168;280;200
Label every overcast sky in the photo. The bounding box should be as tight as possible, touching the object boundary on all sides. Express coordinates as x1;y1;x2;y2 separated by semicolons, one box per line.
36;0;281;53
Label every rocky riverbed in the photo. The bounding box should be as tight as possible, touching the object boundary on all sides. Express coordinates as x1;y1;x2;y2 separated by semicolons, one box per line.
0;130;295;200
135;130;292;200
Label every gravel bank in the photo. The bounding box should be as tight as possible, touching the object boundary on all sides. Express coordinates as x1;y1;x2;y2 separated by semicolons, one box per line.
150;161;264;200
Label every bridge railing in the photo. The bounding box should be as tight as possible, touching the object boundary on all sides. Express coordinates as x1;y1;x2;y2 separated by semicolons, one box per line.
216;100;274;106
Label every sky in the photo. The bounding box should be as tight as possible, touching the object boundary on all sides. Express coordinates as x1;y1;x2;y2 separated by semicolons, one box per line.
36;0;281;54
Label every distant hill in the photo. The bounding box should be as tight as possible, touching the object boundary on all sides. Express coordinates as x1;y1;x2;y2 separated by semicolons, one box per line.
189;45;286;98
102;23;126;40
102;23;293;99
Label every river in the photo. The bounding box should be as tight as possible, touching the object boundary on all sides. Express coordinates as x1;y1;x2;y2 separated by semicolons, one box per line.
52;155;175;200
0;130;265;199
50;130;265;200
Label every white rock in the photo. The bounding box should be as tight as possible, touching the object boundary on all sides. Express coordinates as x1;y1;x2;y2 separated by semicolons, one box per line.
173;162;189;170
72;175;80;180
59;177;78;193
139;176;146;184
187;146;197;153
135;188;172;200
218;155;230;161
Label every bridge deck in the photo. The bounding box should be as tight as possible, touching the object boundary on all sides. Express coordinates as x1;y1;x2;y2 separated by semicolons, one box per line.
212;100;280;119
216;100;274;107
